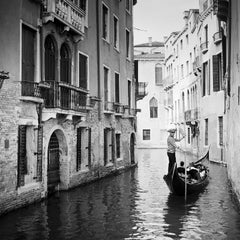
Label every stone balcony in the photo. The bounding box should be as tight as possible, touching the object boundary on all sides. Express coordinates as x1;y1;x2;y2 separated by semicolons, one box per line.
42;0;86;40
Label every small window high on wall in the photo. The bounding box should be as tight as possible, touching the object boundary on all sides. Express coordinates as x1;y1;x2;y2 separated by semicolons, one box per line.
155;64;163;86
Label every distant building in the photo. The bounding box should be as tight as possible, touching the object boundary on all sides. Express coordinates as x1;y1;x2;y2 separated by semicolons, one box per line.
0;0;137;215
135;38;168;148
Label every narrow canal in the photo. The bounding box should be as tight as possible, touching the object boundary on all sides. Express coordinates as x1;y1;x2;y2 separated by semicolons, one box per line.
1;149;240;240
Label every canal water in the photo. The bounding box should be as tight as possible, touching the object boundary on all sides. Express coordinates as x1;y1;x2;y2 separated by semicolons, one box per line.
1;149;240;240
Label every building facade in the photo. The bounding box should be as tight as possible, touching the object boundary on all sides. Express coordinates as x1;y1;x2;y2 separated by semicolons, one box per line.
0;0;137;215
164;1;226;162
134;39;168;148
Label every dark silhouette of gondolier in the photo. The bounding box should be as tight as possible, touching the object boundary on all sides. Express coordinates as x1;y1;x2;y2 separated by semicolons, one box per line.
167;127;185;174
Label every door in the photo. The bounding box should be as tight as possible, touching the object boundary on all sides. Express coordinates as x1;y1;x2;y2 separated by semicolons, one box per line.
48;132;60;187
130;133;135;164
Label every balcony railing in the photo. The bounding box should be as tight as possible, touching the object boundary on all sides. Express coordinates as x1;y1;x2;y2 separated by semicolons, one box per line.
184;108;200;122
104;101;114;113
213;31;222;44
137;82;148;100
42;81;88;112
22;81;42;98
114;103;124;115
43;0;85;36
200;41;208;54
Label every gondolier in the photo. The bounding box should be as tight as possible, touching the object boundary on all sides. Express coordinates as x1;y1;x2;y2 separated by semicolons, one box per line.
167;127;185;174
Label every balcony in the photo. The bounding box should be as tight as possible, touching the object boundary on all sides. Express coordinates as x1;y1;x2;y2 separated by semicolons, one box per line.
184;108;200;123
184;110;192;122
200;41;208;54
213;31;222;44
213;0;229;22
42;81;88;112
137;82;148;101
43;0;86;40
104;101;114;114
114;103;124;116
128;108;137;118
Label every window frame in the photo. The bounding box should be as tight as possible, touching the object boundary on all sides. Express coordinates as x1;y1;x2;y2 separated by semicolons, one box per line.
143;129;151;140
78;51;89;90
126;28;131;60
113;15;119;50
102;2;110;42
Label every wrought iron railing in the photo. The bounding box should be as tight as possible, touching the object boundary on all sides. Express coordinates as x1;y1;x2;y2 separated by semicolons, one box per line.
42;81;87;112
21;81;41;98
104;101;114;112
213;31;222;44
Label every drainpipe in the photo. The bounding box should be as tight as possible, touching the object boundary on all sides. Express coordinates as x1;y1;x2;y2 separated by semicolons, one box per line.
96;0;101;121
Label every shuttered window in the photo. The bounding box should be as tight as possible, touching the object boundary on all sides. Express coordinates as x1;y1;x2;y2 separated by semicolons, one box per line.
150;97;158;118
102;4;109;40
205;119;208;146
76;127;82;171
17;125;27;187
128;80;131;108
104;66;109;102
37;125;43;181
60;43;71;83
104;128;109;165
115;73;120;103
155;64;163;86
202;62;208;96
22;24;35;82
87;128;91;168
218;116;223;146
111;128;115;163
116;133;121;159
126;29;130;58
79;53;88;89
213;54;222;92
45;35;56;81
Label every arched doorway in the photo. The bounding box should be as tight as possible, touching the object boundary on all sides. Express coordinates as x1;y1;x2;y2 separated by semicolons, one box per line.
48;132;60;189
130;133;135;164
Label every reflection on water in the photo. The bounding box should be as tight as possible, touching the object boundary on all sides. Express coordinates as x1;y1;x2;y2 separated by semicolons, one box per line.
0;149;240;239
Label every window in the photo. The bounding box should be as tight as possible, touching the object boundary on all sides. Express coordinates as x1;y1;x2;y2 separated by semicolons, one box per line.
212;54;222;92
113;16;119;49
76;127;91;170
45;35;56;81
187;127;191;144
60;43;71;83
218;116;223;146
104;128;111;165
181;64;184;78
155;64;163;85
104;66;110;104
126;0;130;12
186;34;189;45
22;24;35;83
79;52;88;89
102;3;109;41
116;133;121;159
126;29;130;59
115;72;120;103
202;61;209;96
205;119;208;145
150;97;158;118
17;125;27;187
180;39;183;50
128;80;132;108
186;61;189;75
143;129;150;140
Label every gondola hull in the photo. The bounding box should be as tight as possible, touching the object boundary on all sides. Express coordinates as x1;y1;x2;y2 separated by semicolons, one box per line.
163;169;209;195
163;149;210;196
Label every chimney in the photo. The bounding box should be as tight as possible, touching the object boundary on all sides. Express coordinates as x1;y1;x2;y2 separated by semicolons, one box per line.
148;37;152;46
183;10;189;26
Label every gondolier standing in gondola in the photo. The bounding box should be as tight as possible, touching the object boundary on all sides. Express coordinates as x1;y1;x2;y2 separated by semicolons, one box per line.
167;127;185;174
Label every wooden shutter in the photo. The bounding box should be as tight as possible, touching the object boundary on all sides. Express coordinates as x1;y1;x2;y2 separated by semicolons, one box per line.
111;128;115;163
79;53;87;89
208;59;211;95
213;55;220;92
45;36;56;81
104;128;108;165
115;73;120;103
76;127;82;171
22;25;35;82
37;125;43;181
88;128;91;168
17;125;27;187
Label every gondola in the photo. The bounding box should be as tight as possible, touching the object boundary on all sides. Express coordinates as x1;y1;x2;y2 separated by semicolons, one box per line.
163;149;210;196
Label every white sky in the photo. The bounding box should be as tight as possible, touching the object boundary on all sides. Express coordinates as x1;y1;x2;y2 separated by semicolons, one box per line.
133;0;199;45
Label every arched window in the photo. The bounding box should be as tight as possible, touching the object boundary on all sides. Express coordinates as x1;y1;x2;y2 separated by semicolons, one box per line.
60;43;71;83
155;63;163;85
44;35;56;81
150;97;158;118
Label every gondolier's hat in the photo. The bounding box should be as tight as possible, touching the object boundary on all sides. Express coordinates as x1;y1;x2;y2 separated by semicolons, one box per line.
167;128;176;133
